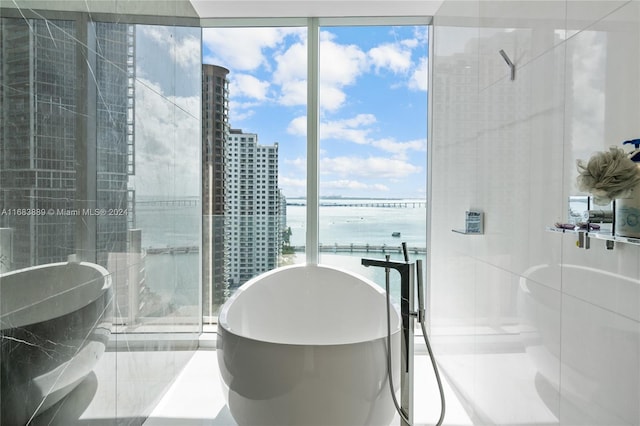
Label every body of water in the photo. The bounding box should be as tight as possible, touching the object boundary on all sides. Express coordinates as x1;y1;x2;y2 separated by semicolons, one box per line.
135;198;426;309
287;198;426;248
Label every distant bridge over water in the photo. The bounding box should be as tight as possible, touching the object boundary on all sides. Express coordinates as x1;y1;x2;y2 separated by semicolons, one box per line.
136;199;199;207
293;244;426;254
146;244;426;255
146;246;199;254
135;199;425;209
288;201;426;208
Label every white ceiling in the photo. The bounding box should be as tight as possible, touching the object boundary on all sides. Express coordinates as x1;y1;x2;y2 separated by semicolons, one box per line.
190;0;443;18
4;0;442;20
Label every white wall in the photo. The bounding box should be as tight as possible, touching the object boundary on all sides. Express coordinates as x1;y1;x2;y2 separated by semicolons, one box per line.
429;1;640;424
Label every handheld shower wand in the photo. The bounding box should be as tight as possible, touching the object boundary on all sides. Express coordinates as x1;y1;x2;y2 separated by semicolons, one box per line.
416;257;446;426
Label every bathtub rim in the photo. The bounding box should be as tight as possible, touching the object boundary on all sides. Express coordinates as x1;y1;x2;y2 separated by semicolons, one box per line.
218;263;401;347
0;261;112;330
217;317;400;349
0;259;111;283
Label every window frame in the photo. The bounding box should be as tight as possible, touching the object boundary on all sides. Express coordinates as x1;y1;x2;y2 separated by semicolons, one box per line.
201;16;430;269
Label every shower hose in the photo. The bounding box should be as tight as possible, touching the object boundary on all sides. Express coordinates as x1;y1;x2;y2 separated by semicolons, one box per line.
384;259;446;426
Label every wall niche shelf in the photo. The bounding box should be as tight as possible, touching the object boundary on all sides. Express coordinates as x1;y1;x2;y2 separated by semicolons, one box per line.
546;226;640;250
452;210;484;235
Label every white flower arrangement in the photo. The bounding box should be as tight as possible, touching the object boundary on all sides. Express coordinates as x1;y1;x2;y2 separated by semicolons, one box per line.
576;147;640;206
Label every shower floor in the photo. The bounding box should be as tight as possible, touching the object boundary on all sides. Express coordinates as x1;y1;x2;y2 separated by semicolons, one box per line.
30;327;556;425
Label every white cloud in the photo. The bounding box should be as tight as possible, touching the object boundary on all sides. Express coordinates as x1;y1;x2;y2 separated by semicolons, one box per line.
321;156;421;179
229;74;270;100
203;27;301;71
322;180;390;192
412;26;429;44
228;99;265;123
280;175;307;189
287;116;307;136
284;156;306;169
372;138;426;160
320;35;368;110
366;29;428;92
279;151;423;196
173;36;201;68
402;39;419;49
372;183;392;192
320;35;368;87
278;79;307;106
274;40;307;83
318;84;347;112
287;114;376;144
140;26;200;69
321;114;376;144
202;27;428;116
272;40;307;106
409;57;428;91
287;115;424;160
229;109;255;123
368;43;412;73
133;78;200;196
280;168;307;197
274;32;369;111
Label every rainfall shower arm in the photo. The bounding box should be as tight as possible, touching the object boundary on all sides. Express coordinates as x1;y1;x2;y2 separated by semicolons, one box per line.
499;49;516;80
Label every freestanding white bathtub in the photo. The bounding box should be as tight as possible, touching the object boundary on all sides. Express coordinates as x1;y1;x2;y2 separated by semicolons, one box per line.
0;261;113;425
217;263;401;426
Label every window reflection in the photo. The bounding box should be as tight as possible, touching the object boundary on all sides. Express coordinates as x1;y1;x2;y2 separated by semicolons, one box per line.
1;18;78;269
0;19;202;333
131;25;201;331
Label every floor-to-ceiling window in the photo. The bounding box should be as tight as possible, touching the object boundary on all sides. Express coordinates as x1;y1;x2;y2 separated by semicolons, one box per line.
201;19;428;320
317;22;428;299
200;25;307;325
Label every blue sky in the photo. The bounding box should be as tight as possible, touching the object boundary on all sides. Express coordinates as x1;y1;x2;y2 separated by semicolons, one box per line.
133;25;427;199
203;25;428;199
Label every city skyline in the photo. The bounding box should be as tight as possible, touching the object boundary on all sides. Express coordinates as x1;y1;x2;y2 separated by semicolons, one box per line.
1;19;134;269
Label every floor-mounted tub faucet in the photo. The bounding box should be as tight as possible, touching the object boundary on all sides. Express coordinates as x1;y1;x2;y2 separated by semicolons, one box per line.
361;251;415;426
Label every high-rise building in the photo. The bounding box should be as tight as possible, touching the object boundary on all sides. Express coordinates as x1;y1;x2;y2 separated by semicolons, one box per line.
226;129;280;288
279;189;288;239
0;18;134;269
95;22;136;266
201;64;230;319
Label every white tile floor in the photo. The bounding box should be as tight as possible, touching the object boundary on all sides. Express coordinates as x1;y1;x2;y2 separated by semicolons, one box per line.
144;349;473;426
